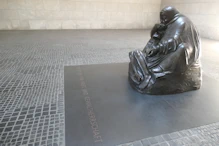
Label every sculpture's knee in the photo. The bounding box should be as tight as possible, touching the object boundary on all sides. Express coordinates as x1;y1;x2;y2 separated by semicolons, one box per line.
132;50;143;58
129;50;142;61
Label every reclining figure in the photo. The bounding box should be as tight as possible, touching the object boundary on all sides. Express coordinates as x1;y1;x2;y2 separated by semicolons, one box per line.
128;6;202;94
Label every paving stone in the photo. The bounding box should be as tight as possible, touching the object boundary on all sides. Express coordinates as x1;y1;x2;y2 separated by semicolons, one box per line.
169;132;181;139
159;142;170;146
147;137;159;145
132;140;143;146
118;143;133;146
154;135;165;143
141;138;151;146
162;134;172;141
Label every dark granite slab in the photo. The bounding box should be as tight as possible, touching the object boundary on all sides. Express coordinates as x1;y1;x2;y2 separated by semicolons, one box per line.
64;63;219;146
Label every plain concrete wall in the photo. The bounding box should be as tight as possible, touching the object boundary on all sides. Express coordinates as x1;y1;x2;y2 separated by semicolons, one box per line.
161;0;219;40
0;0;161;30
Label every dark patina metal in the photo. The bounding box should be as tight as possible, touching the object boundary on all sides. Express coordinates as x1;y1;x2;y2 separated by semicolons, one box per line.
128;6;202;94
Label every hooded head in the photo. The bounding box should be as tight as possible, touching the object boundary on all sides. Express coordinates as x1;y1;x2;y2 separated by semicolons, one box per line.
150;23;167;39
160;6;180;25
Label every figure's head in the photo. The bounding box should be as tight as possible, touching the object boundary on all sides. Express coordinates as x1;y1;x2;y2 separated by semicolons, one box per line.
151;23;167;39
160;6;179;25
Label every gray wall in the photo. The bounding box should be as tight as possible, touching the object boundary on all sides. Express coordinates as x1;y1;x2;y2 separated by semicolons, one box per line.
1;0;218;40
0;0;161;30
161;0;219;40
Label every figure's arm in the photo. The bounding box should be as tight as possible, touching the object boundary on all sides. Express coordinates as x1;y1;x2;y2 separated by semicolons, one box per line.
156;38;178;54
147;39;175;57
143;24;167;56
143;38;156;54
143;24;162;55
154;22;185;55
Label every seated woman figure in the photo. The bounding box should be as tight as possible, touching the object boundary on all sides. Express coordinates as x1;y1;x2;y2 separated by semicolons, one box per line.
128;6;202;94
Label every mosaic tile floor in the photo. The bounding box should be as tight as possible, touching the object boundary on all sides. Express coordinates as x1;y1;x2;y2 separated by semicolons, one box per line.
0;30;219;146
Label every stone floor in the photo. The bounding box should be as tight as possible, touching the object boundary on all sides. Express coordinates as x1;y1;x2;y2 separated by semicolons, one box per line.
118;123;219;146
0;30;219;146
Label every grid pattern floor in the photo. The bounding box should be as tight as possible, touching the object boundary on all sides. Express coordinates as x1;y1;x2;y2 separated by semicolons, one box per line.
0;30;219;146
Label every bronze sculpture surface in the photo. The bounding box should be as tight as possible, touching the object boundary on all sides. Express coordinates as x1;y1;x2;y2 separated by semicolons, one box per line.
128;6;202;94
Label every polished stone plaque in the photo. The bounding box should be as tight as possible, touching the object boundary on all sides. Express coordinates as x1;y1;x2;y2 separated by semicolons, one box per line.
65;63;219;146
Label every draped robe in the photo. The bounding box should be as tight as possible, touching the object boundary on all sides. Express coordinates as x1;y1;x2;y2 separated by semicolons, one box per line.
128;13;202;94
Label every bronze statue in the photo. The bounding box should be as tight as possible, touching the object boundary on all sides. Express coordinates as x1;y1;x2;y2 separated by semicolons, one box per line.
128;6;202;95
